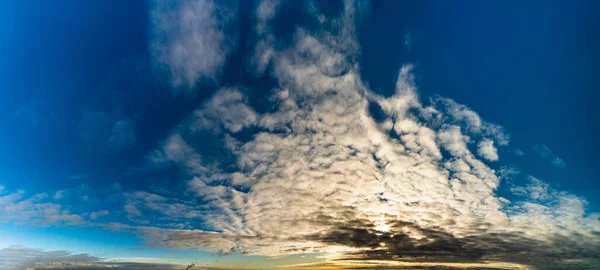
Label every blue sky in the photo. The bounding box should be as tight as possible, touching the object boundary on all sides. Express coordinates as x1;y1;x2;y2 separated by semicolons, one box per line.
1;0;599;269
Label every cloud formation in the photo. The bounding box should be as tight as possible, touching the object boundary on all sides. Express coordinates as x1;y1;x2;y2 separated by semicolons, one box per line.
132;0;600;268
7;1;597;269
0;246;199;270
0;190;84;226
0;246;99;270
150;0;237;90
532;143;567;169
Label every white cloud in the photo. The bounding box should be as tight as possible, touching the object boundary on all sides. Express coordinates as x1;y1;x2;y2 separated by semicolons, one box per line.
0;189;85;226
53;189;67;200
89;210;109;220
433;97;510;146
477;138;499;161
192;88;258;133
249;0;281;76
150;0;237;90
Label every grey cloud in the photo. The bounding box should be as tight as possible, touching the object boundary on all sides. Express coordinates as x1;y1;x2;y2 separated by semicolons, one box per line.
150;0;237;91
0;246;100;270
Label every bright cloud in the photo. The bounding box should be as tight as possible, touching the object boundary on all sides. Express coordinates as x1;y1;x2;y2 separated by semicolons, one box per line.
128;0;600;268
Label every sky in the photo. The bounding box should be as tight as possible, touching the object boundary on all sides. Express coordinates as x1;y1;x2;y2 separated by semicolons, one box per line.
0;0;599;269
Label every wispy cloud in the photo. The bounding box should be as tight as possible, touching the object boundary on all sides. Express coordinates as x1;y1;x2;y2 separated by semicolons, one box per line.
532;143;552;158
0;246;197;270
0;246;99;270
532;143;567;168
513;149;525;156
150;0;237;91
0;189;85;226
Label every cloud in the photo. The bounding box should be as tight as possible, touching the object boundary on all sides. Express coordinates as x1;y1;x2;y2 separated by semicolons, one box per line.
134;0;600;268
123;191;202;227
16;1;594;269
0;246;197;270
532;143;552;158
0;246;100;270
513;149;525;156
532;143;567;169
89;210;109;220
0;189;85;226
477;138;499;161
192;88;258;133
150;0;237;90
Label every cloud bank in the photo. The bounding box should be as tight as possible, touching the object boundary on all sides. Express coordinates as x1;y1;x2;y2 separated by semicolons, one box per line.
135;0;600;268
